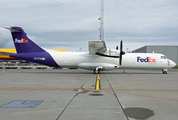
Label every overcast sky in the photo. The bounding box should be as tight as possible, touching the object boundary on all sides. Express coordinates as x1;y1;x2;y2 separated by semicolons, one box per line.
0;0;178;52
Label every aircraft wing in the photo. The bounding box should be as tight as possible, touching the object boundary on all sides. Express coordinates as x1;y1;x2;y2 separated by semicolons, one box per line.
88;40;107;54
0;49;17;55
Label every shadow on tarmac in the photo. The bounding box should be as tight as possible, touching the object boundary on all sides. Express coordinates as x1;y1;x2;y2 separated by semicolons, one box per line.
124;107;154;119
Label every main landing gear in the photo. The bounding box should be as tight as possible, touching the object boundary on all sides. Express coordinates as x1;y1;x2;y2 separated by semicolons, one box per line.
94;69;100;74
162;69;167;74
94;66;103;74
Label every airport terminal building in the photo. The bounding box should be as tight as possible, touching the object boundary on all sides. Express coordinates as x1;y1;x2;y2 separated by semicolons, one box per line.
132;46;178;65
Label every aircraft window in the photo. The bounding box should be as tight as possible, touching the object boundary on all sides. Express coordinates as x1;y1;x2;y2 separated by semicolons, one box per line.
161;56;167;59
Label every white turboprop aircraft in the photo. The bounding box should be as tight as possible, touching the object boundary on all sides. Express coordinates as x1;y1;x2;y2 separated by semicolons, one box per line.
5;27;176;74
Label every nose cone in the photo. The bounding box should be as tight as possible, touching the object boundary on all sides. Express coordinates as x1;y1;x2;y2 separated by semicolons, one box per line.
170;60;176;68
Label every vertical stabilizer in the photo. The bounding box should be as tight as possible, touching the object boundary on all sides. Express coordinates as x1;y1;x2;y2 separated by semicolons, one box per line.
4;27;45;53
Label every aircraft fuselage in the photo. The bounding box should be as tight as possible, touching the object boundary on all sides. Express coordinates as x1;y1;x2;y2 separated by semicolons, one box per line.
12;50;174;71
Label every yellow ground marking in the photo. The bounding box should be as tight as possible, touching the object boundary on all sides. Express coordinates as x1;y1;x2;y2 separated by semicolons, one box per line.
168;72;178;74
95;75;101;90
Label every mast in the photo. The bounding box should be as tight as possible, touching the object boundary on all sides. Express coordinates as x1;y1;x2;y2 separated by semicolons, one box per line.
99;0;104;41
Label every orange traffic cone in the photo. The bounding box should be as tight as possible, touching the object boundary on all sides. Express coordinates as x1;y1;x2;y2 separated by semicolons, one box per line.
3;70;5;74
129;71;131;75
123;70;125;73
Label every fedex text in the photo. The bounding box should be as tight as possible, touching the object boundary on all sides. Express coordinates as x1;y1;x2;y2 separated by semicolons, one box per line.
15;38;28;43
137;57;156;63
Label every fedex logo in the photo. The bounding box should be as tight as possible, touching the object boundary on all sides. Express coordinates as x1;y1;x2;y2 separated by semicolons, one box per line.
137;57;156;63
15;38;28;43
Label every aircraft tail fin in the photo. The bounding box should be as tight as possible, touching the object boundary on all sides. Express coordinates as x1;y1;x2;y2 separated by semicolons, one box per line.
4;26;45;53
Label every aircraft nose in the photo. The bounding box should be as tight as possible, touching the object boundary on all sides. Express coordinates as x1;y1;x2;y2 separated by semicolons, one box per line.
170;60;176;68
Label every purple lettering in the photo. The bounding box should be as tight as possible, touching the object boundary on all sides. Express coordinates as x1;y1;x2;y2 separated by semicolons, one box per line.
140;58;144;62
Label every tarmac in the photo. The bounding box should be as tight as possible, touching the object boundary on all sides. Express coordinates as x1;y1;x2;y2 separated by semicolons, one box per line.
0;68;178;120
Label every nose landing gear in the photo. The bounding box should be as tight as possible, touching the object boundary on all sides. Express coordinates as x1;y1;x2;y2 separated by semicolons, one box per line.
162;69;167;74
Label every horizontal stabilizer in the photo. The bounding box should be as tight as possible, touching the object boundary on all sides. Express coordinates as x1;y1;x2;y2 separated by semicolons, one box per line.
4;27;22;32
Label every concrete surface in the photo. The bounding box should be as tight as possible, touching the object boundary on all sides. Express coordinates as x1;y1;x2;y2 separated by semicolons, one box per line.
0;69;177;120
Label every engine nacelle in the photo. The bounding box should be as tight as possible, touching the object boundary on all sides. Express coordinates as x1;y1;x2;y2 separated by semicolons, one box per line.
78;63;119;70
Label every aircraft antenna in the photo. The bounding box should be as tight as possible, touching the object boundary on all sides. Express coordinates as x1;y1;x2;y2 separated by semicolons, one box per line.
99;0;104;41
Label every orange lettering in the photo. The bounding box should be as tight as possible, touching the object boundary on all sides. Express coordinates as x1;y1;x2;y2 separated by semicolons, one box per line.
152;59;156;63
148;57;151;62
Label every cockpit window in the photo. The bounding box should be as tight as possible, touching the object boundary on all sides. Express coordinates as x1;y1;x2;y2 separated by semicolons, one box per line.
161;56;167;59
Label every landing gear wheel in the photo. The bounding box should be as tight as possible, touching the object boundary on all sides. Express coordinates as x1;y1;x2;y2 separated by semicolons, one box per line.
94;69;100;74
163;71;167;74
162;69;168;74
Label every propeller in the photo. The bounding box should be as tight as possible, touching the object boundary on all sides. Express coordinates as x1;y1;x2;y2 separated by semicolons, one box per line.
119;40;125;65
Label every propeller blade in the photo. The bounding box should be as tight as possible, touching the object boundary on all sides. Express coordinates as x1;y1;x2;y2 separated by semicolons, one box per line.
119;54;122;65
120;40;123;52
119;40;125;65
